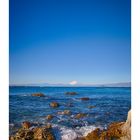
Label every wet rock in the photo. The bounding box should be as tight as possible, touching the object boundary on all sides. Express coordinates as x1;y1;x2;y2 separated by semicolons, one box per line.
84;110;131;140
10;126;55;140
12;128;34;140
75;113;87;119
57;110;71;115
22;121;31;129
88;106;96;109
84;123;126;140
65;92;77;95
33;127;55;140
63;110;71;115
85;128;101;140
50;102;59;108
31;93;45;97
80;97;90;101
45;124;52;129
46;115;54;120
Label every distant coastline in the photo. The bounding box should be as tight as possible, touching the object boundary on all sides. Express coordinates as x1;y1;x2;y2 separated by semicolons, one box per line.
9;82;131;87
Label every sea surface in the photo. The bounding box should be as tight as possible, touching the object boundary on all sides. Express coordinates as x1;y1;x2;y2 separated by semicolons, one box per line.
9;86;131;140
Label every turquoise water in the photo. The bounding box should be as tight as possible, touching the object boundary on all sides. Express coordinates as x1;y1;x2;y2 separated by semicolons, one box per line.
9;86;131;139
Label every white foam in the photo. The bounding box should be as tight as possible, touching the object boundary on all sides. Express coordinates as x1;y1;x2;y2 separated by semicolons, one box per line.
58;125;103;140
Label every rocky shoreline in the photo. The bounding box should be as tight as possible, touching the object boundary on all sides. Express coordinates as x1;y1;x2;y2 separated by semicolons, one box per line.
9;110;131;140
83;110;131;140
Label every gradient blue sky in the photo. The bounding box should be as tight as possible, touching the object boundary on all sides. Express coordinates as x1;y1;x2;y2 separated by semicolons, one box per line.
10;0;131;85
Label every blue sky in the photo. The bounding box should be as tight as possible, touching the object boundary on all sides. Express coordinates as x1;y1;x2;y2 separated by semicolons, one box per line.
10;0;131;85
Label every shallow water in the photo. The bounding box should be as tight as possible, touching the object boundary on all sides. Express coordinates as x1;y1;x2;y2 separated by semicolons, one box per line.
9;86;131;139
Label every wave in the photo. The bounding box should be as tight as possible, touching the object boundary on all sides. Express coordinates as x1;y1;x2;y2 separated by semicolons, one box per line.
52;124;103;140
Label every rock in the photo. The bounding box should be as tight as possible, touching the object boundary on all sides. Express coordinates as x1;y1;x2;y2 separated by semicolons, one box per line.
33;127;55;140
75;113;87;119
46;124;52;129
46;115;54;120
88;106;96;109
80;97;90;101
65;92;77;95
31;93;45;97
10;124;55;140
12;128;34;140
63;110;71;115
84;110;131;140
120;110;131;140
9;136;15;140
85;128;101;140
22;121;31;129
50;102;59;108
84;122;126;140
57;110;71;115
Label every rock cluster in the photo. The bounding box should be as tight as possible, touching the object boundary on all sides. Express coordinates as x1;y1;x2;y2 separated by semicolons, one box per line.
83;110;131;140
10;122;55;140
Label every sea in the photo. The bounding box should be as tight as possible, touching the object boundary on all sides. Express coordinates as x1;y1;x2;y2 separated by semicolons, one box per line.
9;86;131;140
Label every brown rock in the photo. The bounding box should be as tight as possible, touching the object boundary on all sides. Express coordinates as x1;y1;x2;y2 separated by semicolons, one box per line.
84;111;131;140
80;97;90;101
33;127;55;140
22;121;31;129
31;93;45;97
50;102;59;108
9;125;55;140
85;128;101;140
65;92;77;95
57;110;71;115
9;136;14;140
75;113;87;119
46;115;54;120
13;128;34;140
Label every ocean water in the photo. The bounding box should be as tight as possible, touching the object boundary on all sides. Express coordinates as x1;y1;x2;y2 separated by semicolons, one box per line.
9;86;131;139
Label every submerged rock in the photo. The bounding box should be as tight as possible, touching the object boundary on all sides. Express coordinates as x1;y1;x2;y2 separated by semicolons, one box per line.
65;92;77;95
46;115;54;120
87;106;96;109
80;97;90;101
75;113;87;119
31;93;45;97
22;121;31;129
50;102;59;108
57;110;71;115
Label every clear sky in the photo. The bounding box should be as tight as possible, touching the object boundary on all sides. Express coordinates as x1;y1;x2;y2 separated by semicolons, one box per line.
10;0;131;85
